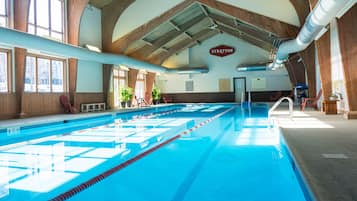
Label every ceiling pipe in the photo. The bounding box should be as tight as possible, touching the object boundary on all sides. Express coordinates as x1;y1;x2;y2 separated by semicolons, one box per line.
166;67;209;74
0;27;209;74
273;0;351;67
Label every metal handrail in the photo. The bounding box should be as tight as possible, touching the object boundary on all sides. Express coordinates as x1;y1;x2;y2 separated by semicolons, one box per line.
268;96;294;119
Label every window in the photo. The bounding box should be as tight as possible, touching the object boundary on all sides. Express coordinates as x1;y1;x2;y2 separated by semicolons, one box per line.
0;49;11;92
25;54;66;93
113;68;127;107
28;0;65;41
135;72;146;99
0;0;9;27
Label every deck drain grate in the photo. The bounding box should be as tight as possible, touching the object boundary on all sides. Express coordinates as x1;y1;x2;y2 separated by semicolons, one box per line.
322;153;348;159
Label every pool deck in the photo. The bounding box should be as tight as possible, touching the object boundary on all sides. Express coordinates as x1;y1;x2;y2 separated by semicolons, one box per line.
0;104;356;201
271;106;357;201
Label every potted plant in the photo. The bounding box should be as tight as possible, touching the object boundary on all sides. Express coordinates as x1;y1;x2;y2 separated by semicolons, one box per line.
126;87;133;107
152;86;161;105
120;87;129;108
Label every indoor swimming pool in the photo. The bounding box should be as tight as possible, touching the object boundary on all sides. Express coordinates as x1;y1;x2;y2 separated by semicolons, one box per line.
0;104;312;201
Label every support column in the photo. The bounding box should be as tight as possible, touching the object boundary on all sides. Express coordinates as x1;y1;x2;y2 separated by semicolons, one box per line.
128;68;139;91
67;0;88;105
103;64;114;109
285;54;306;87
316;30;332;101
300;44;316;97
337;4;357;118
14;0;30;118
145;72;156;103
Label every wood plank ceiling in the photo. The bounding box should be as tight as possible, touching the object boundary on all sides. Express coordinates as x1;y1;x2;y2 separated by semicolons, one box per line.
90;1;300;65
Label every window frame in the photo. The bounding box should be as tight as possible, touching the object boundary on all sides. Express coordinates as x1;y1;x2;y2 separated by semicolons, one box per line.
28;0;66;42
113;68;127;89
113;68;127;107
0;0;10;27
25;53;67;93
0;48;12;93
135;71;146;99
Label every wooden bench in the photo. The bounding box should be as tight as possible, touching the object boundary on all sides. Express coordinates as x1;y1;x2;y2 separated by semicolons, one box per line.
81;102;106;112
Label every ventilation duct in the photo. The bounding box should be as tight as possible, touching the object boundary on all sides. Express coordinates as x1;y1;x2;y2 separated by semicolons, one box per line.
0;27;209;74
166;67;209;74
236;62;272;72
273;0;353;66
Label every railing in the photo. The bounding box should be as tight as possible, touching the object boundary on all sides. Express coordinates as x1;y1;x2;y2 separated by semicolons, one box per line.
268;97;294;125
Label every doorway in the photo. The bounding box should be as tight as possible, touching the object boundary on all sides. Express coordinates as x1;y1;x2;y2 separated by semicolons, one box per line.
233;77;246;103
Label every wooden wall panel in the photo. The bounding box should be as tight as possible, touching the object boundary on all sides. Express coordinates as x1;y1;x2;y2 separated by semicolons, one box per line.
162;92;235;103
74;93;105;110
250;91;292;102
337;4;357;112
0;94;17;119
162;91;292;103
316;30;332;100
21;94;64;116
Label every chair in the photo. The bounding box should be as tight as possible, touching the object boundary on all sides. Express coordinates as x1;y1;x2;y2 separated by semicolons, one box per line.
300;89;322;111
59;95;77;113
162;96;172;104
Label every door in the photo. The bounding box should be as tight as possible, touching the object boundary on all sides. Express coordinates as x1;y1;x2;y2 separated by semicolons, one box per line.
234;77;246;103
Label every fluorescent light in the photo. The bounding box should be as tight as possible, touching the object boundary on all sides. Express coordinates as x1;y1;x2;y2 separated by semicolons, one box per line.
119;65;129;71
85;44;101;52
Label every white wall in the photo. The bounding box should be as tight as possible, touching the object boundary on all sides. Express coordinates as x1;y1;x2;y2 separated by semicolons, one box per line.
76;60;103;92
162;49;189;67
78;6;102;48
219;0;300;26
158;33;291;93
112;0;184;41
77;5;103;93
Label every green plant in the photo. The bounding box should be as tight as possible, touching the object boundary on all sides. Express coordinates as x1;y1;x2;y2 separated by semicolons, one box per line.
127;87;133;101
120;87;130;102
152;86;161;101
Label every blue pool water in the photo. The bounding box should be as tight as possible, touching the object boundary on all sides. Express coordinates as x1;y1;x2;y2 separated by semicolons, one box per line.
0;104;311;201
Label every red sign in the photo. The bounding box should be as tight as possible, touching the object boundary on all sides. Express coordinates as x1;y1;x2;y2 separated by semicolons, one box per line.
209;45;235;57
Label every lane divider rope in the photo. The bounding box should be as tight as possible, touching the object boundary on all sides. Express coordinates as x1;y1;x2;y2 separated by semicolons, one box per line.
50;106;236;201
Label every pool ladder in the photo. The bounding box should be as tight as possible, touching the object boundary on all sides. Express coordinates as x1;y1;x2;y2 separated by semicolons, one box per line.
268;96;294;126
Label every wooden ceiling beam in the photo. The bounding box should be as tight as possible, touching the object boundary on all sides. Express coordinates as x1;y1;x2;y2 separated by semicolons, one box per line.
101;0;134;51
289;0;310;25
169;20;181;31
217;25;272;52
196;0;299;37
129;14;206;59
208;12;275;44
110;0;195;54
184;32;193;39
148;29;219;64
141;39;153;46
